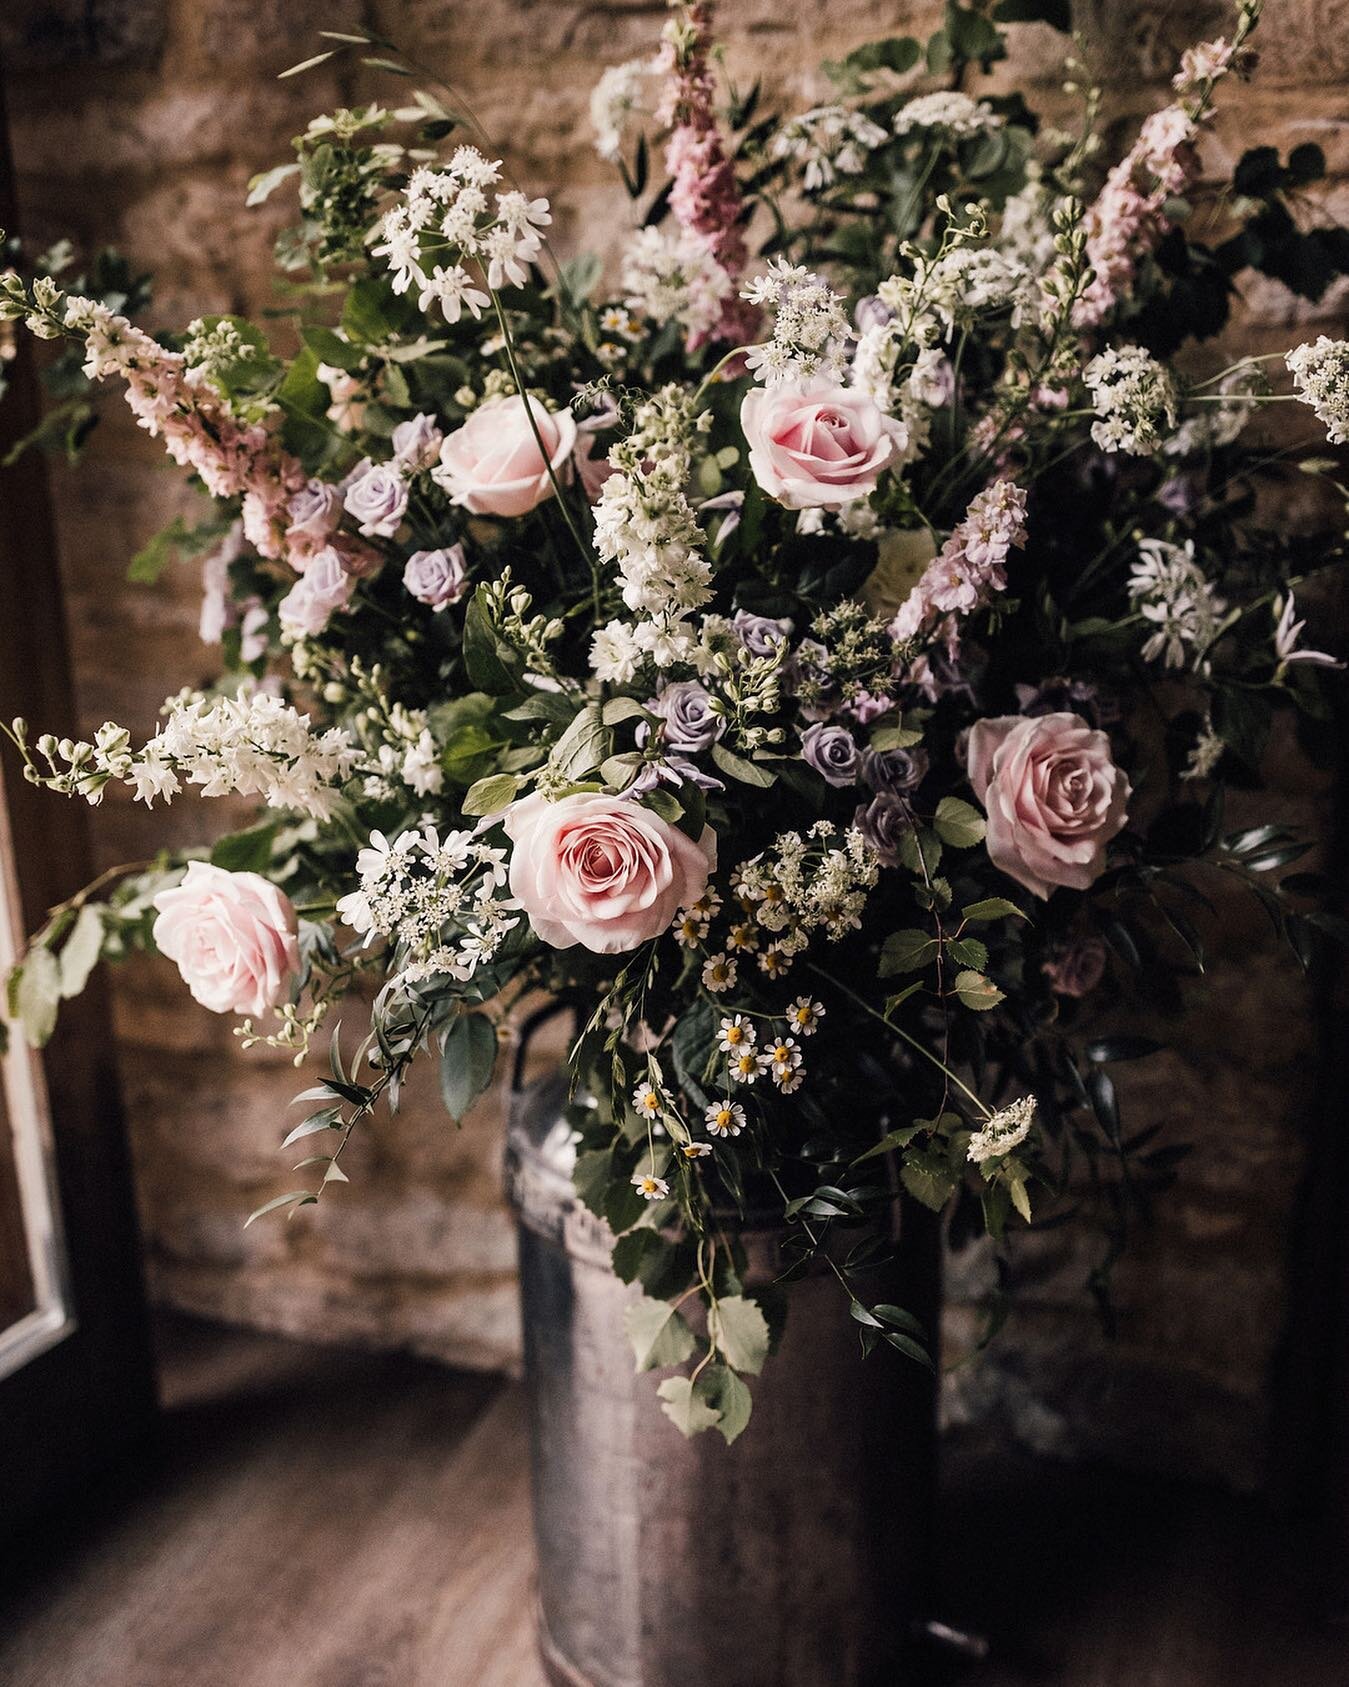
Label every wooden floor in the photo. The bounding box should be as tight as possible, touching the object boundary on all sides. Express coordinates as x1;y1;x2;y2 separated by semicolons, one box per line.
0;1314;1343;1687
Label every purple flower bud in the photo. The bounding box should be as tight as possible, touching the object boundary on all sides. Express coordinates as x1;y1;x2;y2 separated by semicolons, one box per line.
801;722;861;787
403;545;469;611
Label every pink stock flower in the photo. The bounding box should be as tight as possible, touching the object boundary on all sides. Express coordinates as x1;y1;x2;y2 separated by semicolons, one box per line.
152;862;299;1018
503;790;716;954
968;712;1131;900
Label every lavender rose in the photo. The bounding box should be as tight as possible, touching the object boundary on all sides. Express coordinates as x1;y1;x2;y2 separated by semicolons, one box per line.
343;460;409;538
390;412;444;471
503;791;716;955
732;608;794;657
860;744;929;794
853;793;914;866
403;545;468;612
801;722;861;787
278;546;355;637
152;862;299;1017
648;681;725;754
968;711;1131;900
286;478;344;551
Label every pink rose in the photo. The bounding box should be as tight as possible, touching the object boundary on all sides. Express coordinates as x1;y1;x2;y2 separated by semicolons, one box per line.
740;379;897;510
152;862;300;1017
968;712;1131;900
503;791;716;955
432;395;578;518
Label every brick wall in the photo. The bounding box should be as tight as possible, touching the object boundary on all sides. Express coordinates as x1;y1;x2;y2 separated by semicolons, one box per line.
2;0;1346;1486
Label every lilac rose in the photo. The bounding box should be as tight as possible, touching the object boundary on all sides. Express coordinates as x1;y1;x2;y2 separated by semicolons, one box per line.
647;681;725;754
390;412;445;471
860;744;929;794
853;793;914;866
286;478;344;546
343;460;409;539
278;546;355;637
801;723;861;788
403;545;469;611
732;609;793;658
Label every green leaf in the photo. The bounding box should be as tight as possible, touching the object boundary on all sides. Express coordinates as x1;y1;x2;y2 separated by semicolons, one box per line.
463;591;524;694
898;825;942;877
708;1294;770;1376
879;928;938;976
699;1364;753;1444
244;1190;318;1227
711;743;777;788
1005;1165;1033;1224
438;1012;498;1120
210;819;279;874
624;1296;697;1372
901;1150;957;1212
852;1123;924;1164
58;903;104;999
657;1374;723;1437
960;897;1028;924
550;704;610;781
945;936;988;972
993;0;1071;30
601;696;651;727
611;1227;664;1285
933;796;986;849
13;945;60;1047
299;324;362;372
462;772;522;817
127;514;230;585
953;969;1004;1011
869;723;924;752
246;162;301;207
280;1110;340;1149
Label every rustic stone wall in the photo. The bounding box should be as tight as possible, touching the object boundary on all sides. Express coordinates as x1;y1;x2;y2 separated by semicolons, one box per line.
2;0;1346;1487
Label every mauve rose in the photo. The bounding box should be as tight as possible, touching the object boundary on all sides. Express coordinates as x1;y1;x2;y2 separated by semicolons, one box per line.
152;862;299;1017
286;479;344;552
732;608;793;657
403;545;468;611
861;744;929;794
853;793;914;866
1042;934;1107;999
801;722;860;787
647;681;724;754
740;378;897;510
432;394;578;519
278;546;355;637
343;460;409;538
504;791;716;955
968;711;1131;900
390;412;444;471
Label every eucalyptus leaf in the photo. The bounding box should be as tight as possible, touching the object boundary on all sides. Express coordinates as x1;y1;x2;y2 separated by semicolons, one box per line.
439;1012;498;1120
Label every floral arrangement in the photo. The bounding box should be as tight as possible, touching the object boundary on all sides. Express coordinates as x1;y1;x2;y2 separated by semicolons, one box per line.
3;0;1347;1442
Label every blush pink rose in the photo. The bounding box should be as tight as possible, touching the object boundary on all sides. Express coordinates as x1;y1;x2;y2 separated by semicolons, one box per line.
740;379;897;510
432;394;578;518
503;792;716;955
967;712;1131;900
152;862;300;1017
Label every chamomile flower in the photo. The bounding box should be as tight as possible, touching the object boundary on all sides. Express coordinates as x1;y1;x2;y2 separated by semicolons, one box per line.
718;1014;757;1054
725;922;759;952
675;908;710;946
632;1170;670;1200
632;1083;663;1120
773;1066;806;1094
786;997;825;1036
758;944;793;979
763;1036;803;1075
728;1048;763;1085
705;1099;747;1138
702;953;738;993
682;1141;713;1159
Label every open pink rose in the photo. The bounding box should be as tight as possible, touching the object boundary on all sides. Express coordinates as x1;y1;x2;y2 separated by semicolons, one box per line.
152;862;300;1017
503;792;716;954
968;712;1131;900
740;379;896;510
432;394;578;518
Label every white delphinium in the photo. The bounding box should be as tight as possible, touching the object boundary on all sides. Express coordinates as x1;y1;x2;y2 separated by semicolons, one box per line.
924;245;1035;335
1084;345;1179;455
590;59;651;162
967;1096;1036;1164
1286;336;1349;444
893;90;1003;138
1128;539;1228;671
371;146;550;322
996;175;1061;276
620;226;731;343
23;689;359;819
742;259;852;384
335;825;517;986
1163;361;1268;457
771;104;889;191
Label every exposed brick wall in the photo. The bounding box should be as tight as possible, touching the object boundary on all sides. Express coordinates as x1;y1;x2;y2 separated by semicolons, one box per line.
3;0;1346;1485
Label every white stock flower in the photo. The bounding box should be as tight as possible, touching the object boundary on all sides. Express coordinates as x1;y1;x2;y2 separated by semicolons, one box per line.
1084;345;1179;455
1286;336;1349;445
591;59;651;161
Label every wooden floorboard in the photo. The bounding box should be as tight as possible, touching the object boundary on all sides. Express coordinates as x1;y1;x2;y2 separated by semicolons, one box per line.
0;1313;1343;1687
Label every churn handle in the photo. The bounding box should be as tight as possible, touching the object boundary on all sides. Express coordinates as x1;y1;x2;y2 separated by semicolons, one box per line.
510;1000;577;1094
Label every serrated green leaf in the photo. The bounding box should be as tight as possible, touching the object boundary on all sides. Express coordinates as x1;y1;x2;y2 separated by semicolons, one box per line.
657;1374;723;1437
901;1150;957;1212
933;796;987;849
708;1294;770;1376
699;1364;753;1444
960;897;1028;924
625;1296;697;1372
879;928;938;976
953;969;1004;1011
946;936;988;971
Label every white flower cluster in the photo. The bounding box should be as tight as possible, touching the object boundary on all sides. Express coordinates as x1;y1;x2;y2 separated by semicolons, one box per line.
590;58;651;162
733;822;881;948
875;240;1033;344
372;146;551;322
893;91;1003;138
1286;336;1349;445
967;1096;1036;1164
771;104;888;191
1128;538;1228;671
361;702;445;802
710;1006;823;1097
996;176;1062;277
1180;720;1225;782
742;259;852;384
620;226;731;343
1084;345;1179;455
28;689;360;821
336;826;518;987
